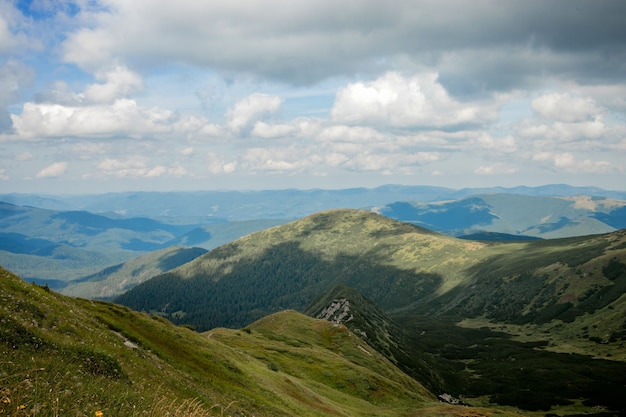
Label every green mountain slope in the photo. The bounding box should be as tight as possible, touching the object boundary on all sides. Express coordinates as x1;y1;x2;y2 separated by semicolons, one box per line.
59;246;207;299
117;209;626;334
115;208;626;414
116;209;486;330
2;266;510;417
308;284;626;413
305;285;454;395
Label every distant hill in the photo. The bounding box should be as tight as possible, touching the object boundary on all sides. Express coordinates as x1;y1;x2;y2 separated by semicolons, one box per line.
0;231;58;254
59;246;207;299
115;209;626;413
0;244;134;283
0;201;196;251
166;219;287;248
457;231;542;241
377;193;626;238
3;184;625;223
4;266;478;417
0;201;284;284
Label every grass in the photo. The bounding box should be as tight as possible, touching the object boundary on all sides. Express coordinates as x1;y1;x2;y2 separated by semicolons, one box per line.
4;266;525;417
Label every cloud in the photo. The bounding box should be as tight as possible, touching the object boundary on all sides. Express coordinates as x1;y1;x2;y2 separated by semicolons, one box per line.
331;72;496;128
473;134;517;154
0;168;7;180
0;13;15;52
0;3;33;53
517;116;608;145
241;146;310;174
0;59;35;132
58;1;626;92
531;92;602;122
317;125;387;144
36;161;67;178
226;93;282;134
96;157;176;178
2;1;625;192
475;163;517;175
534;152;617;174
34;81;82;106
15;152;32;161
83;66;143;104
11;99;174;138
251;121;297;139
207;152;237;174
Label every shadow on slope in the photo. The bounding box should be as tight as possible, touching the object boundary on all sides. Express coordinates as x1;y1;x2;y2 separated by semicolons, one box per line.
309;285;626;414
115;241;444;331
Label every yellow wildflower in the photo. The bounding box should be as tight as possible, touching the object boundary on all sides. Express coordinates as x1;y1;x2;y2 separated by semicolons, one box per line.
95;411;103;417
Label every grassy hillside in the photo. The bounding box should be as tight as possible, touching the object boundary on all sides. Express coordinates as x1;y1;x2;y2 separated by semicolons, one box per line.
117;209;626;333
116;209;486;330
59;246;208;299
115;209;626;414
3;266;518;417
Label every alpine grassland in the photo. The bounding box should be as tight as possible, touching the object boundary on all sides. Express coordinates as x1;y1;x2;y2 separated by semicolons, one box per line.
1;266;529;417
115;209;626;415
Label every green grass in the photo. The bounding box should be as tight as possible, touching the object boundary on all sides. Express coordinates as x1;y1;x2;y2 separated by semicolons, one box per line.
3;266;524;417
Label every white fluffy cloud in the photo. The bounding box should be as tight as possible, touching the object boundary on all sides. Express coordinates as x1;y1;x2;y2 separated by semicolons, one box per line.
226;93;282;134
83;66;143;104
36;161;67;178
96;157;176;178
251;121;297;139
206;152;237;174
11;99;174;138
531;92;602;122
533;152;616;174
331;72;495;128
475;163;517;175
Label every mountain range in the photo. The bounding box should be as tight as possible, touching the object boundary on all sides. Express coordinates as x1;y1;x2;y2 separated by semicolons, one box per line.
115;208;626;413
0;201;282;285
377;193;626;238
3;184;626;223
2;192;626;415
2;185;626;290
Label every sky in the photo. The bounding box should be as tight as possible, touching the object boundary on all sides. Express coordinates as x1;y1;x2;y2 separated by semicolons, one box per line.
1;0;626;194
